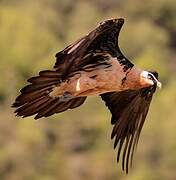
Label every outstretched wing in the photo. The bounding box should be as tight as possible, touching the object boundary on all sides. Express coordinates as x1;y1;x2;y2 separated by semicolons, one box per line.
12;18;130;119
54;18;133;80
101;85;157;173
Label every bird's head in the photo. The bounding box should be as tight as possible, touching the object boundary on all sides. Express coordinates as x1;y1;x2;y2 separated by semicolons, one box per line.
140;70;162;89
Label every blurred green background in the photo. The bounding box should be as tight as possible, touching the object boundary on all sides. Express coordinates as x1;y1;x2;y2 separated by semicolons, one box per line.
0;0;176;179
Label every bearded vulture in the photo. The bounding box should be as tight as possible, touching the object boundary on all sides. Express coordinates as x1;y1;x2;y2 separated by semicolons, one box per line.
12;18;162;173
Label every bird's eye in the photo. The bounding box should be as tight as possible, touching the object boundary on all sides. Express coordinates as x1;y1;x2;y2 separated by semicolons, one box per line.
148;74;153;80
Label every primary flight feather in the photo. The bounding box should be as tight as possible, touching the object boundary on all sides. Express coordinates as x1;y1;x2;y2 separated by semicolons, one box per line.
12;18;161;173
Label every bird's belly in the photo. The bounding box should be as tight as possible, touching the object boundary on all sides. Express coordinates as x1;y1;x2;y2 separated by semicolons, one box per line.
67;61;127;97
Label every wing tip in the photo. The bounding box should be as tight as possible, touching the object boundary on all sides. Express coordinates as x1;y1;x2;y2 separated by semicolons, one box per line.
99;18;125;28
11;102;18;108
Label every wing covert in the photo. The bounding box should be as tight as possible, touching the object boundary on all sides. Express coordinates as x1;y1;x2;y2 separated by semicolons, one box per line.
54;18;125;80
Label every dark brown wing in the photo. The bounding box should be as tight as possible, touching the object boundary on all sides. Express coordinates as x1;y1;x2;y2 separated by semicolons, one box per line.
101;85;157;173
54;18;128;80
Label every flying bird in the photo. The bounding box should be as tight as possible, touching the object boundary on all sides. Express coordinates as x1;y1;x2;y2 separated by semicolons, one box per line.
12;18;162;173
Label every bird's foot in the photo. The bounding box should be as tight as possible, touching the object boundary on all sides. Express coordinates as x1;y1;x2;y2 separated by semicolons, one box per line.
59;92;72;102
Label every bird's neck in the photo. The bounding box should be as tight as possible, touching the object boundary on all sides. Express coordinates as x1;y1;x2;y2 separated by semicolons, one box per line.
123;66;147;90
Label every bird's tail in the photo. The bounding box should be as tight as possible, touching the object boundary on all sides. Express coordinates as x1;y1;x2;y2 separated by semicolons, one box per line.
12;70;86;119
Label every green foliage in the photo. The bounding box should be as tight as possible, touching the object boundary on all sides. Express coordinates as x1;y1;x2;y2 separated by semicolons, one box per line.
0;0;176;179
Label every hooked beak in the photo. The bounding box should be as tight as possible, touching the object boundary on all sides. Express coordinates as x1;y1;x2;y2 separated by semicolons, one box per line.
156;81;162;89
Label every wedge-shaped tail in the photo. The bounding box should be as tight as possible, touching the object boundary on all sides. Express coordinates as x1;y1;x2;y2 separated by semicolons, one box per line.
12;70;86;119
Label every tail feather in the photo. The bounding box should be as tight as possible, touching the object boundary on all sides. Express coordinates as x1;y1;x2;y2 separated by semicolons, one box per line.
44;102;70;117
27;76;59;84
37;97;86;119
20;81;57;94
12;70;87;119
39;70;62;77
16;97;50;117
14;96;47;114
34;98;60;119
15;86;51;106
37;100;62;118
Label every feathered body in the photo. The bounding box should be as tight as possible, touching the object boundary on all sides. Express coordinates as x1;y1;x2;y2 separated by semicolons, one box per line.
50;55;144;98
12;18;161;173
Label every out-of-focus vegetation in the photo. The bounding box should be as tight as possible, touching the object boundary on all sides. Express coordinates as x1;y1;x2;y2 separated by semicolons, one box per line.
0;0;176;179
